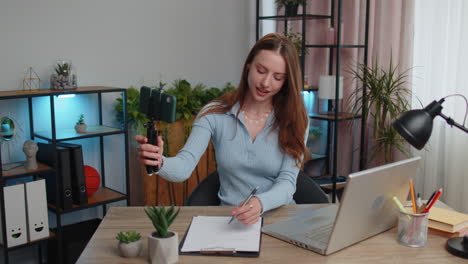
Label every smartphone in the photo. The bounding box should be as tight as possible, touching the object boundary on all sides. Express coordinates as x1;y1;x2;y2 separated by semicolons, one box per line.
159;93;176;123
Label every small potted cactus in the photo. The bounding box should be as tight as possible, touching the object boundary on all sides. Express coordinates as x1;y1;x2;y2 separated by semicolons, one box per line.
50;59;77;90
116;230;142;258
145;205;180;264
74;114;87;134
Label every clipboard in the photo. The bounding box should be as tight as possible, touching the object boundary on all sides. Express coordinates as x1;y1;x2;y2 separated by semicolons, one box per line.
178;216;263;257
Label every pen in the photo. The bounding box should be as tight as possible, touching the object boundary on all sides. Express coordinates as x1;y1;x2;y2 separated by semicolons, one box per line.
409;180;417;213
229;186;259;224
423;188;442;213
416;193;422;209
426;190;437;206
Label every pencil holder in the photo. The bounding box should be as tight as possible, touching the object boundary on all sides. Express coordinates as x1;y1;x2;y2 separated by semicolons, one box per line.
397;207;429;247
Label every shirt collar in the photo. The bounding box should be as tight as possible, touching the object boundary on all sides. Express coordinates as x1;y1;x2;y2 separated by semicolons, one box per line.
228;102;241;116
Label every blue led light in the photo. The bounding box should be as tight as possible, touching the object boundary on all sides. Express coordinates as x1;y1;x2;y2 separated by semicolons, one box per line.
57;94;76;99
301;91;315;115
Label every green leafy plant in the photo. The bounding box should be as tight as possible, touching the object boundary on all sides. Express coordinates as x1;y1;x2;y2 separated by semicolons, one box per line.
306;126;322;151
144;205;180;238
55;62;71;77
308;125;322;141
285;31;308;56
348;58;411;163
115;87;150;134
116;231;141;243
76;114;85;125
164;79;235;121
164;80;235;150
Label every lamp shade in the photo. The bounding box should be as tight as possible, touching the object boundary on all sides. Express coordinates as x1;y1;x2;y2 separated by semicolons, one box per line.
393;100;444;150
318;75;343;100
393;110;434;150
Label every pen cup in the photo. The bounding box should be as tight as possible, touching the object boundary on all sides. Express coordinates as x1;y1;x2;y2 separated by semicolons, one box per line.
396;207;429;248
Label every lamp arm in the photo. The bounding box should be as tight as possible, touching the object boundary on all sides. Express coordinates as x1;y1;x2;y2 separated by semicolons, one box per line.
438;113;468;134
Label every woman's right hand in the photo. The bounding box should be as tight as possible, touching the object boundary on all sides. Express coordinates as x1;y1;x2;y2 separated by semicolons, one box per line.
135;134;165;168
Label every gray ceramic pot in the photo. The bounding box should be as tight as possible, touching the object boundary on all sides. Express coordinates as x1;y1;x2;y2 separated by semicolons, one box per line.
148;231;179;264
118;240;142;258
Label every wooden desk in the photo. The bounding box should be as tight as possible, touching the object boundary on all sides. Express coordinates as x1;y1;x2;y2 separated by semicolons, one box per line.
77;205;461;263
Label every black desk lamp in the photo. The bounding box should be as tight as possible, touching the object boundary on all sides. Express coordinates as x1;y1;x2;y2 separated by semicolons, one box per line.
393;95;468;259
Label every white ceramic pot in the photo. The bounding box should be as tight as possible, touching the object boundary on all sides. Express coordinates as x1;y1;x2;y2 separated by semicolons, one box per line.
148;231;179;264
75;124;87;134
118;240;142;258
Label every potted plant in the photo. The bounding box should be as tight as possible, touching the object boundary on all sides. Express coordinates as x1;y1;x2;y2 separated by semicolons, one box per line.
116;230;142;258
348;58;411;164
50;59;77;90
285;31;308;57
75;114;87;134
307;125;322;144
275;0;303;17
145;205;180;264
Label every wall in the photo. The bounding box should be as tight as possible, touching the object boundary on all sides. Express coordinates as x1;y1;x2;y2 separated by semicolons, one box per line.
0;1;253;262
0;0;253;90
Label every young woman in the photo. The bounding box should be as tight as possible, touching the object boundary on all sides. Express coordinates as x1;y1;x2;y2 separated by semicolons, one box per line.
136;33;309;226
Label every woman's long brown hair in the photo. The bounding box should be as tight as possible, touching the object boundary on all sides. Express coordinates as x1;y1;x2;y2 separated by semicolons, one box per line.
201;33;308;167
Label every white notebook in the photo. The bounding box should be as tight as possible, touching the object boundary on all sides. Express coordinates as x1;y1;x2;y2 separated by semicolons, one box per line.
180;216;262;254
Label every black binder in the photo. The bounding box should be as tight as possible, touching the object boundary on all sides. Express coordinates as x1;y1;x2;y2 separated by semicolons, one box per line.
37;143;73;211
56;142;88;205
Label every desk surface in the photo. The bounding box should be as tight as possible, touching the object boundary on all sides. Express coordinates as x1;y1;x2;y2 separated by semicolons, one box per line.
77;205;461;264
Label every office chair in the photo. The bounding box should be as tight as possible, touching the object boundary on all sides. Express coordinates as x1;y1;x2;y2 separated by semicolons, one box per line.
185;170;330;206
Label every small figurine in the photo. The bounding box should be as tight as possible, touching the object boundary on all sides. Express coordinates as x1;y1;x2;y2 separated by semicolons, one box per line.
23;140;38;170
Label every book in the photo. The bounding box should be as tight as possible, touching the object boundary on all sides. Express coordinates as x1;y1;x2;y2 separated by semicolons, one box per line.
428;207;468;233
429;226;468;239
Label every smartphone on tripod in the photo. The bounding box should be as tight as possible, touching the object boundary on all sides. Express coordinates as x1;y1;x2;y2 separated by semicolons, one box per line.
138;86;176;175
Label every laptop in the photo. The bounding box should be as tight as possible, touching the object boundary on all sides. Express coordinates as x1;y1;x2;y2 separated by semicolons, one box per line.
262;157;420;255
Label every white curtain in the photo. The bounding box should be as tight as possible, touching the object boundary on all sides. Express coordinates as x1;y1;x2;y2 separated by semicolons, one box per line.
412;0;468;213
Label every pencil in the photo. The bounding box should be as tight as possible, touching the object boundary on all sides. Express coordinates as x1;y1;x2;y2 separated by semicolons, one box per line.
409;180;417;213
417;204;426;214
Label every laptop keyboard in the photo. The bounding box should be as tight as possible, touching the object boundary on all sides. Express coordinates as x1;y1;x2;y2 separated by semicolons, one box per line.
302;222;334;244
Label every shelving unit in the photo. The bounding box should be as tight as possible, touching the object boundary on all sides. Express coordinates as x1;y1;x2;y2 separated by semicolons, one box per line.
0;86;129;263
0;162;55;264
256;0;369;202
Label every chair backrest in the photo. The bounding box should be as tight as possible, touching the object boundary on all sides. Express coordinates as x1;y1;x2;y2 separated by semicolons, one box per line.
294;171;330;204
185;171;221;206
185;170;329;206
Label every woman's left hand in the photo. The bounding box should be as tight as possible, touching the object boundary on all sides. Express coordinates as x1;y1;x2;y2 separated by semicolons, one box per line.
231;197;263;226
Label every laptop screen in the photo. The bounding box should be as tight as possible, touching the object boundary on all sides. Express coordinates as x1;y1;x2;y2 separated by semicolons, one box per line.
326;157;420;254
